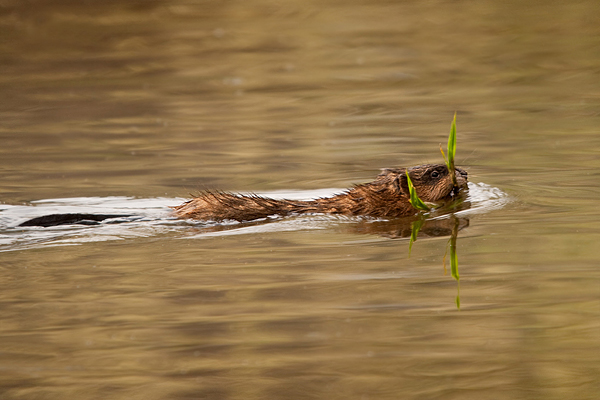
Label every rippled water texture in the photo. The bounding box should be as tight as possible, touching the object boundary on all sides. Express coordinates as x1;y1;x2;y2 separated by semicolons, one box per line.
1;1;599;399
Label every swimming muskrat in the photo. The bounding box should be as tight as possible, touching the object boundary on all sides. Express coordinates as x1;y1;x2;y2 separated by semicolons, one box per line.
173;164;468;222
15;164;467;228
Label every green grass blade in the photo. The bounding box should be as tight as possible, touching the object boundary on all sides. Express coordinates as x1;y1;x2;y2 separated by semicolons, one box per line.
406;169;430;211
447;113;457;186
439;144;448;166
448;112;457;167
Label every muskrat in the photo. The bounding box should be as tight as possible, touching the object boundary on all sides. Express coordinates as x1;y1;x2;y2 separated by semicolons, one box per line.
173;164;468;222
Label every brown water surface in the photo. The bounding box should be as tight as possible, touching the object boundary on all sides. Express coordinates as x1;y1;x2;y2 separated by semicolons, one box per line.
1;1;599;399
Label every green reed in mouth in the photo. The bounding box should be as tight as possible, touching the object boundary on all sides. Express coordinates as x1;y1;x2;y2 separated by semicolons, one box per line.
440;112;458;187
408;113;459;212
406;169;431;212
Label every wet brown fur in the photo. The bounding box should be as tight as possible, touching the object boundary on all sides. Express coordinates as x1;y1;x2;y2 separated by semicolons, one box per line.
173;164;468;222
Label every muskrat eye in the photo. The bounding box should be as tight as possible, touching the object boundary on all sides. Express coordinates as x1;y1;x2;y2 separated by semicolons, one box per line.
430;170;440;179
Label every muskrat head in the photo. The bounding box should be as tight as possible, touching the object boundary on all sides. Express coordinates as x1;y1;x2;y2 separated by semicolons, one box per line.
404;164;468;202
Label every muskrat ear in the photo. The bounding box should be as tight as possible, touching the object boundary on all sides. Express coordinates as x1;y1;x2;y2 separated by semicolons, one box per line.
378;168;403;179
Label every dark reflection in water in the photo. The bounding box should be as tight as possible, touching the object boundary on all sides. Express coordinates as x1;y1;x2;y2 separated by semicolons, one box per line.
343;213;469;240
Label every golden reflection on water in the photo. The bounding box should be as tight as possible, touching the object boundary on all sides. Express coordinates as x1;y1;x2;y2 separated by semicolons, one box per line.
1;0;600;399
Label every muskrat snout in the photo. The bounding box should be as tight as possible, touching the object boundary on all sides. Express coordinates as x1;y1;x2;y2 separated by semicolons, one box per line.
451;167;469;197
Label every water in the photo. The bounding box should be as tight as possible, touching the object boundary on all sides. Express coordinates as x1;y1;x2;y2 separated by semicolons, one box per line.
1;1;599;399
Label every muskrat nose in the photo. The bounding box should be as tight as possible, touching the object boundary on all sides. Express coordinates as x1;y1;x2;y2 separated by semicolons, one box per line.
454;168;468;184
455;167;468;178
452;167;468;197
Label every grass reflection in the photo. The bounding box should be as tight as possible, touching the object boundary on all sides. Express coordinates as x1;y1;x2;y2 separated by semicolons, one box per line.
411;215;462;309
408;216;425;256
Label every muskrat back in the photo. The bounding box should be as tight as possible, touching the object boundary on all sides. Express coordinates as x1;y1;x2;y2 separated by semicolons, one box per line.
173;163;468;222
